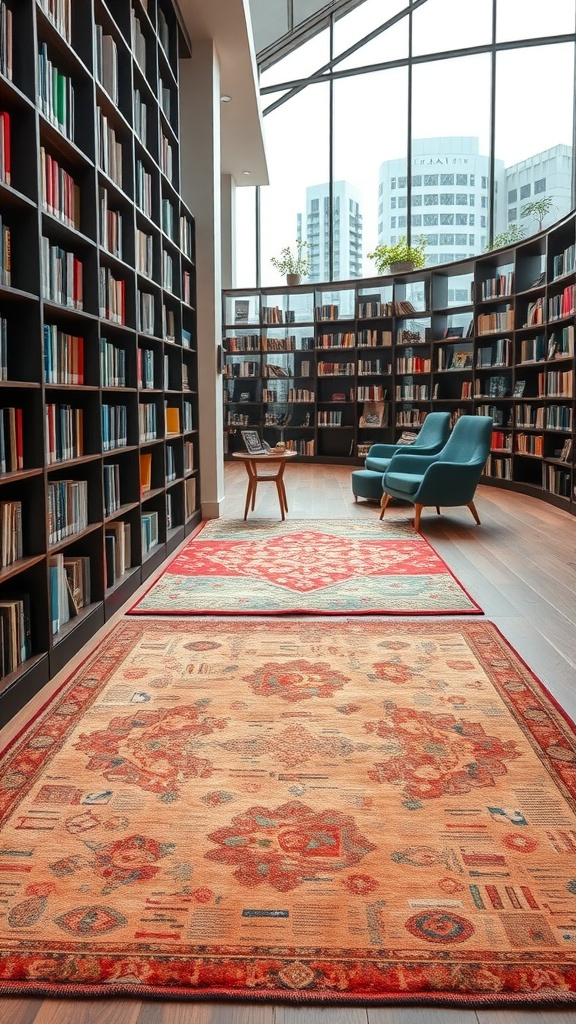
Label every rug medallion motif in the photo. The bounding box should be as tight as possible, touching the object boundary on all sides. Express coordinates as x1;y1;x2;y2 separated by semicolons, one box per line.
129;518;481;615
0;618;575;1004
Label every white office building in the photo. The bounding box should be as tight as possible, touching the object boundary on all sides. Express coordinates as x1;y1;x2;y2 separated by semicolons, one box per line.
298;180;363;281
505;144;573;235
378;137;506;265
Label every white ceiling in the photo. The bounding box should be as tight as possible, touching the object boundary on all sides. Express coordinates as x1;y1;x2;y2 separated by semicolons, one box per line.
177;0;269;186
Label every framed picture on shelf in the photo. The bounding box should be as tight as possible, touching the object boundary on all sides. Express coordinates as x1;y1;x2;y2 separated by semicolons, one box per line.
241;429;269;455
451;350;472;369
235;300;250;324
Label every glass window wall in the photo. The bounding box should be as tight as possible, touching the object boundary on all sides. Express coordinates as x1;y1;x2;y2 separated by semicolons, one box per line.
244;0;576;285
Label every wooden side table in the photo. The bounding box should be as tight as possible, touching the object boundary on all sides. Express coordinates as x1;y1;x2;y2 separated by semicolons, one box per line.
232;450;298;520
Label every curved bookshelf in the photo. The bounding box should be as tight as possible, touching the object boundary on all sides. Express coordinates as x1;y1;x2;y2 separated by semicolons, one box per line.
223;211;575;517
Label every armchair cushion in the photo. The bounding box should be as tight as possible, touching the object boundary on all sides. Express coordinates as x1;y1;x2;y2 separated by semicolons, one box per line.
382;471;422;496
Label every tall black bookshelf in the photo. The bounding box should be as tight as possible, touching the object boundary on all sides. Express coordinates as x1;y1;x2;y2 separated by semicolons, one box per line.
223;210;575;516
0;0;200;724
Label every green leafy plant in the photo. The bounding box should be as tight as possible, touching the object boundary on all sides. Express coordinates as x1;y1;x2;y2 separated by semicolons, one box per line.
270;239;310;277
367;236;427;274
485;225;526;251
521;196;557;231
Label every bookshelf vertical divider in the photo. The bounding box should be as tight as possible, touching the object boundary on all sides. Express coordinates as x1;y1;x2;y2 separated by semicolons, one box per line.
0;0;200;724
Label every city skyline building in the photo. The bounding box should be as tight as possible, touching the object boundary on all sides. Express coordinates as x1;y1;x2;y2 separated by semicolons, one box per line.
297;180;363;281
377;137;506;266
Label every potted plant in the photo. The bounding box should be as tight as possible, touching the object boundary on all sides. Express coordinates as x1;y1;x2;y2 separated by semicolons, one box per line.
367;236;427;275
270;239;310;285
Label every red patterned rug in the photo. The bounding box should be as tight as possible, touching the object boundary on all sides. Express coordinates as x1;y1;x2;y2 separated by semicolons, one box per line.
1;618;575;1005
129;519;481;615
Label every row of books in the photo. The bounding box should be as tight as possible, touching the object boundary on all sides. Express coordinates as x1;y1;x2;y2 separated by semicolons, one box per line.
357;385;386;401
41;239;83;309
358;359;390;375
137;229;154;278
161;135;173;179
139;403;157;443
138;347;155;389
99;188;123;259
491;430;512;452
163;305;176;342
39;0;71;41
515;405;573;431
477;308;514;335
484;454;512;480
136;160;153;218
479;272;514;300
49;552;90;634
395;355;431;374
47;479;88;545
0;2;13;81
134;89;148;146
95;27;119;105
358;329;393;347
358;301;417;318
549;285;576;321
100;337;126;388
317;362;355;377
0;499;22;568
104;463;121;516
139;291;155;335
180;215;193;259
0;407;23;474
159;80;172;122
317;411;343;427
105;521;131;587
524;297;544;327
183;270;191;305
162;198;175;240
0;596;30;679
396;384;430;401
552;244;575;280
45;403;83;464
97;108;123;188
102;404;128;451
318;333;355;348
141;509;159;554
44;325;84;385
0;110;10;185
37;43;74;140
163;251;174;292
99;267;126;324
545;465;571;497
131;7;147;72
476;337;511;368
0;217;10;287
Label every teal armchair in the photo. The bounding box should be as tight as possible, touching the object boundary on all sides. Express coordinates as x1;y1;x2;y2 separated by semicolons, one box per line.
380;415;493;531
365;411;452;472
351;411;452;502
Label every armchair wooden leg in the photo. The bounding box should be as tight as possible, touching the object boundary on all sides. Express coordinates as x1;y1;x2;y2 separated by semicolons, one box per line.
413;504;423;531
435;506;441;515
468;500;481;525
379;493;391;520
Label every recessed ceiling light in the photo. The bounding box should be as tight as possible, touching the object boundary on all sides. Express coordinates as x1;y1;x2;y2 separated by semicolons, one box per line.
221;95;232;102
242;170;251;176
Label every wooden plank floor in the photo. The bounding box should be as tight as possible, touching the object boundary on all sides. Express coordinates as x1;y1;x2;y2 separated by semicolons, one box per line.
2;463;576;1024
